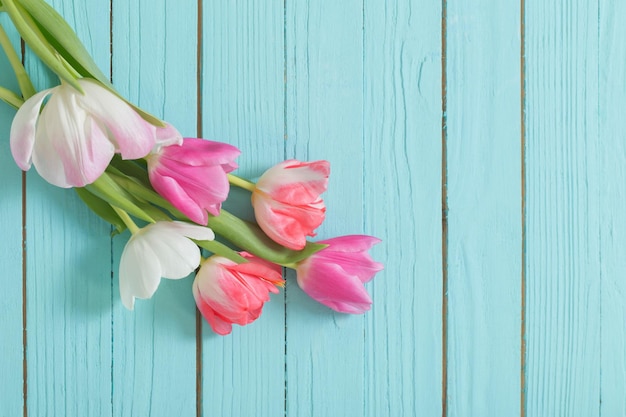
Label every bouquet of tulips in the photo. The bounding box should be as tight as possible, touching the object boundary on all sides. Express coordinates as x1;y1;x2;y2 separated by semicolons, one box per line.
0;0;383;335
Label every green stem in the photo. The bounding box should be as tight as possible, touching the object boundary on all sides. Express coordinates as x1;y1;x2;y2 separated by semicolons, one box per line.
0;85;23;108
195;240;247;264
227;173;256;192
0;23;36;99
112;207;140;235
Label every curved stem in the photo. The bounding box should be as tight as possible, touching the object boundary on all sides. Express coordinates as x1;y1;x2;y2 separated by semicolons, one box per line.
0;23;36;99
195;239;247;264
111;207;140;235
227;173;256;192
0;85;23;108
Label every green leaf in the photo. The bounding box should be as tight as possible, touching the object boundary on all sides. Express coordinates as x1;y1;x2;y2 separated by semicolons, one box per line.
18;0;109;82
0;23;36;99
85;173;156;224
3;0;81;90
75;187;127;234
16;0;166;127
207;210;327;266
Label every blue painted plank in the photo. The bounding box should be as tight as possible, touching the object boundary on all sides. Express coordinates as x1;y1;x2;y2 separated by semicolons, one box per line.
363;1;442;415
0;15;24;417
284;1;369;416
599;1;626;415
525;1;601;415
110;0;199;415
200;2;286;416
22;1;113;415
446;1;522;415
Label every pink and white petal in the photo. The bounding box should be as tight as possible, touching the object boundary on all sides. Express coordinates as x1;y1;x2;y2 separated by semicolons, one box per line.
119;236;162;310
30;127;71;187
10;88;53;170
193;285;234;335
298;262;372;314
33;98;114;187
319;235;383;253
251;195;307;250
257;160;329;203
154;123;183;148
78;79;156;159
318;251;384;283
163;138;241;167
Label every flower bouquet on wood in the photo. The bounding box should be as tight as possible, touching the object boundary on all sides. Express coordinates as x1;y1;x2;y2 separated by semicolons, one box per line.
0;0;383;335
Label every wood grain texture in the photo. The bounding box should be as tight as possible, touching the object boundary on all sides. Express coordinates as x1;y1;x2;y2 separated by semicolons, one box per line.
284;2;368;416
200;2;286;416
22;1;113;415
0;15;24;417
599;0;626;415
525;1;601;415
363;0;442;415
446;0;522;415
4;0;626;415
110;0;199;415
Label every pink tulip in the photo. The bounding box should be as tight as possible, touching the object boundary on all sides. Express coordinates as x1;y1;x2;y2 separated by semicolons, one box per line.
296;235;383;314
10;78;181;188
252;159;330;250
147;138;240;225
193;253;284;335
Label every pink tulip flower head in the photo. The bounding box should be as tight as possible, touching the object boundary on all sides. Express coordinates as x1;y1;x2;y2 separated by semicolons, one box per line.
296;235;383;314
147;138;240;225
119;221;214;310
10;78;181;188
251;159;330;250
193;253;285;335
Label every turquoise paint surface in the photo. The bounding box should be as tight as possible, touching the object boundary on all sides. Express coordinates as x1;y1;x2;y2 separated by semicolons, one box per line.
0;0;624;416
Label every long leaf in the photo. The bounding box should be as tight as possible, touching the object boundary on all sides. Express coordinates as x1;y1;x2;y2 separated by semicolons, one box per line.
18;0;110;85
85;173;156;224
17;0;166;127
3;0;81;90
207;210;327;266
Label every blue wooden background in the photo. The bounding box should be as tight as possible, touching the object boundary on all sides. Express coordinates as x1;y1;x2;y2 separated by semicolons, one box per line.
0;0;624;416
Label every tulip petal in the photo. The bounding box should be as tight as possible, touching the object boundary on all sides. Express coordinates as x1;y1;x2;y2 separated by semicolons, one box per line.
152;175;210;224
10;88;53;170
163;221;216;241
148;139;240;222
119;234;162;309
298;261;372;314
295;235;383;314
193;283;234;335
154;123;183;148
162;139;241;166
118;221;214;309
193;254;282;335
252;193;325;250
78;79;156;159
33;95;115;187
256;159;329;203
140;221;213;279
